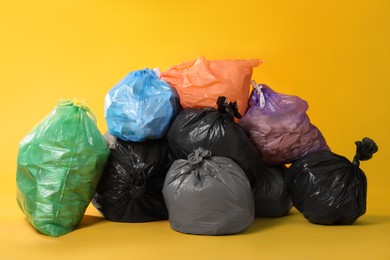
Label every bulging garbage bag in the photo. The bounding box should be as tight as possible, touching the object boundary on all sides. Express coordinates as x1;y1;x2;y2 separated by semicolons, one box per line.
253;165;292;217
287;137;378;225
92;133;171;222
163;148;254;235
240;82;329;165
161;57;261;116
167;96;264;186
16;100;110;237
105;68;180;142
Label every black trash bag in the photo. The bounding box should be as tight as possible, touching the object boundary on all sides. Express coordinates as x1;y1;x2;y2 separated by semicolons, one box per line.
287;137;378;225
167;96;264;186
92;134;172;222
253;165;292;217
162;148;254;235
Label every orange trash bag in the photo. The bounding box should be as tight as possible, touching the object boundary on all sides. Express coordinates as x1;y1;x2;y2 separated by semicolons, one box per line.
161;57;262;116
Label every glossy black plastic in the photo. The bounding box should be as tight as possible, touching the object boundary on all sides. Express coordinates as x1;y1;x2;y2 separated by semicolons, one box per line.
253;165;292;218
287;138;378;225
167;97;264;186
92;137;172;222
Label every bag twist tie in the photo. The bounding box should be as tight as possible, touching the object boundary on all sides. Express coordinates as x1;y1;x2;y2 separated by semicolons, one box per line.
352;137;378;166
188;148;212;165
216;96;242;120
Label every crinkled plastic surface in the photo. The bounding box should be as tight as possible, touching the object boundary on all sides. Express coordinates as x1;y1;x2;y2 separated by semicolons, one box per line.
253;165;292;217
286;138;378;225
105;68;180;142
167;97;264;186
161;57;261;116
162;148;254;235
240;83;329;165
16;100;110;237
92;135;171;222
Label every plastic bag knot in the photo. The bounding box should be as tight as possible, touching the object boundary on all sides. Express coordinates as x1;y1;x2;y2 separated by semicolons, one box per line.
217;96;242;120
353;137;378;166
188;148;212;165
57;99;97;124
250;80;266;108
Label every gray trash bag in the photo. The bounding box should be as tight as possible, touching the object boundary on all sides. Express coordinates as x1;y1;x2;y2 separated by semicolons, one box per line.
162;148;254;235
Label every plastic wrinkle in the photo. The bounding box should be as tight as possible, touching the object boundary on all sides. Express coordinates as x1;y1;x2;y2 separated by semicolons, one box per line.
163;148;254;235
252;165;292;217
240;83;330;165
161;57;261;116
92;136;172;222
105;68;180;142
188;147;212;165
286;138;378;225
353;137;378;165
16;100;110;237
167;98;266;187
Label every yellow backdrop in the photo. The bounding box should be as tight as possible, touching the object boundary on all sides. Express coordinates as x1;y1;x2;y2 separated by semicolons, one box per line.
1;0;389;259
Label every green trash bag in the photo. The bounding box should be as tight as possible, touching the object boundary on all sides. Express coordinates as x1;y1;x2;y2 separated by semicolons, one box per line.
16;100;110;237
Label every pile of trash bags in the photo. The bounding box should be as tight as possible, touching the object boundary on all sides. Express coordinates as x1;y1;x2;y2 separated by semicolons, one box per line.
16;57;378;237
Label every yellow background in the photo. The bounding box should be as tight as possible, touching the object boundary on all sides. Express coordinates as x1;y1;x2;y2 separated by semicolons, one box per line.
1;0;389;259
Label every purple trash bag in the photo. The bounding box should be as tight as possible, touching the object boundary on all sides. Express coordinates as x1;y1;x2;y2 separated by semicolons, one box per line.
240;81;329;165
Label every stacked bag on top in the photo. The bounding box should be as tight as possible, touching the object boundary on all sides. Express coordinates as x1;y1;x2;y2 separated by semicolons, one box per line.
240;81;330;165
160;56;262;116
16;57;378;237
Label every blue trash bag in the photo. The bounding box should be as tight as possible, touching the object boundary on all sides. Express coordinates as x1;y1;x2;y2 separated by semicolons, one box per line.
104;68;180;142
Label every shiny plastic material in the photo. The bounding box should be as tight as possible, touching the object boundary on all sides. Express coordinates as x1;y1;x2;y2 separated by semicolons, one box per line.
105;68;180;142
163;148;254;235
287;138;378;225
167;96;264;186
92;134;171;222
16;100;110;237
161;57;261;116
240;82;329;165
253;165;292;217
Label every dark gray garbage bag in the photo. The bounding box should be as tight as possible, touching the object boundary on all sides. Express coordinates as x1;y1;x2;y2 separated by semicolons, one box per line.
162;148;254;235
254;165;292;218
